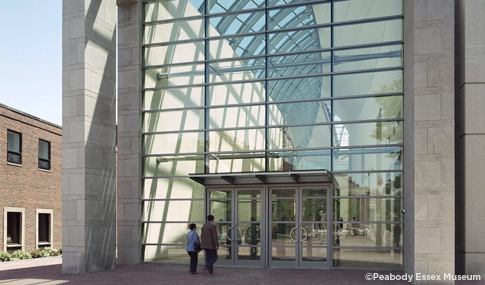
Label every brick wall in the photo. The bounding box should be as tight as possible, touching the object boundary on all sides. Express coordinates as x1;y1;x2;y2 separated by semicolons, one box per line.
0;104;62;253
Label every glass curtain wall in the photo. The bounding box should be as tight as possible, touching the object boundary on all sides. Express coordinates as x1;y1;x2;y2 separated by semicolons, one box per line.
142;0;404;268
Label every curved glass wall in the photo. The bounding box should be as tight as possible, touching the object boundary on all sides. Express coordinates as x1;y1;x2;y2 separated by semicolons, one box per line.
142;0;403;268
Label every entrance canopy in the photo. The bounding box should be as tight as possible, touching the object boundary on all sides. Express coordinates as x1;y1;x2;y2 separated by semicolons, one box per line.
189;170;331;186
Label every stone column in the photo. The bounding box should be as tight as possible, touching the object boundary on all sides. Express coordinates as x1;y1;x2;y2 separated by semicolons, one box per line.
457;0;485;278
404;0;455;282
62;0;117;274
116;0;143;265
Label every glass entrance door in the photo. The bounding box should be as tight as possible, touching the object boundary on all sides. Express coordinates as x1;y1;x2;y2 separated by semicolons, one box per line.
269;186;330;269
207;188;264;267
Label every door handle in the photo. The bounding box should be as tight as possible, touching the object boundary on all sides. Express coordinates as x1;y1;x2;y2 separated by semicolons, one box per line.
289;227;298;242
300;227;308;243
226;226;235;241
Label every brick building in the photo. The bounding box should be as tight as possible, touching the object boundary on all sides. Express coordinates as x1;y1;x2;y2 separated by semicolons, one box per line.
0;103;62;253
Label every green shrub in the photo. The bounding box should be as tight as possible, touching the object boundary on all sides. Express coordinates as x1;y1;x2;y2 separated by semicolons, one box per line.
30;249;50;258
11;250;32;260
42;247;59;257
58;247;62;255
0;252;12;262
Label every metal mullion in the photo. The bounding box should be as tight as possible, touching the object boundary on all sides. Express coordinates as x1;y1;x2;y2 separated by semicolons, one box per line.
333;221;404;224
142;175;190;179
143;40;403;68
267;118;404;129
334;246;403;250
142;66;403;91
331;170;403;174
142;198;205;201
334;196;404;199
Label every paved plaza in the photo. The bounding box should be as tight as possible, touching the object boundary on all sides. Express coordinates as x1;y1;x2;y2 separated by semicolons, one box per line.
0;257;482;284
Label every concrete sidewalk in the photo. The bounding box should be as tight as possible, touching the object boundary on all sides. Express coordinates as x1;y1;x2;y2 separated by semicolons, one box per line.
0;258;480;285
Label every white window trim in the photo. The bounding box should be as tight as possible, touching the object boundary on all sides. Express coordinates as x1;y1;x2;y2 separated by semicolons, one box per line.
36;209;54;250
3;207;25;252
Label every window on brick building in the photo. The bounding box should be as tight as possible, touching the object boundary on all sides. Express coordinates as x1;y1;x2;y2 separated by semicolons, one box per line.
38;139;50;170
6;212;22;253
38;213;51;249
7;130;21;164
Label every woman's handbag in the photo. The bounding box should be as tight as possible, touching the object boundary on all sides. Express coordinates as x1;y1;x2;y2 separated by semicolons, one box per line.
194;243;201;251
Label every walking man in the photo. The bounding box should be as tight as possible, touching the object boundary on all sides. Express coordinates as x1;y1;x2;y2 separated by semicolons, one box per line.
201;214;219;274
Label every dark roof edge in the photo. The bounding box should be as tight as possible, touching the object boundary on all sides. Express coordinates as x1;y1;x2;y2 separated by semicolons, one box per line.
0;103;62;129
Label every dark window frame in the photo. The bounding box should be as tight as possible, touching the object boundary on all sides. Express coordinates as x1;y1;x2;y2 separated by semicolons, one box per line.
38;139;51;170
7;130;22;165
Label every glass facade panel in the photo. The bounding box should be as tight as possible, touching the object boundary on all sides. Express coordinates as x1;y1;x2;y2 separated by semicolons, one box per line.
207;129;265;152
268;125;331;150
333;69;403;97
268;3;331;30
268;52;331;78
143;223;203;244
143;109;204;133
209;0;265;13
333;248;403;269
210;200;232;221
333;44;403;73
143;132;205;155
272;200;296;221
238;246;261;260
208;83;265;105
238;190;261;198
271;223;297;246
268;27;331;54
333;0;403;22
238;223;262;245
144;64;205;88
208;106;265;129
208;152;265;173
268;150;331;171
209;34;266;60
143;155;205;177
268;101;331;125
334;224;403;248
142;178;205;199
143;200;204;222
333;147;402;172
268;76;331;101
333;96;403;122
143;19;205;44
333;198;403;222
302;223;327;246
209;11;265;36
144;0;205;22
144;42;205;66
238;200;261;221
334;19;402;47
209;58;265;83
302;247;327;261
333;121;403;147
143;88;205;111
333;172;403;197
144;244;200;263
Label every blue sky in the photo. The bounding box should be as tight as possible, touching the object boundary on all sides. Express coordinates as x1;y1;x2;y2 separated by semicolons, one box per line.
0;1;62;125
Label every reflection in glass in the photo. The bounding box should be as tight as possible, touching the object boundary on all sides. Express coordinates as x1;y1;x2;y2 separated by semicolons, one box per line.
210;0;265;13
333;248;403;269
238;223;261;245
143;155;205;177
238;190;261;198
144;245;195;263
302;247;327;262
332;96;403;122
209;58;265;83
209;11;265;36
268;150;331;171
143;18;205;44
144;0;205;22
271;223;297;246
238;246;261;260
144;64;205;88
143;88;204;111
302;223;327;246
333;172;403;197
143;223;203;244
208;82;265;105
333;147;402;172
334;19;402;47
218;246;232;260
238;200;261;221
210;200;232;221
302;199;327;222
142;178;205;200
210;190;232;199
333;198;403;222
268;76;331;101
334;0;403;22
272;199;296;221
333;44;403;73
268;52;331;78
333;121;403;147
143;200;204;222
143;110;204;133
333;69;402;97
208;152;265;173
268;101;331;125
333;223;403;248
272;189;295;198
143;132;205;155
215;223;232;245
268;3;331;30
302;188;327;197
209;34;266;60
208;106;265;128
272;246;296;261
268;27;330;54
207;129;265;153
144;42;205;67
268;125;331;151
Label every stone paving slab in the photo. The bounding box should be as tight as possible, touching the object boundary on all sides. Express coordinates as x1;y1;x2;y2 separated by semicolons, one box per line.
0;257;482;284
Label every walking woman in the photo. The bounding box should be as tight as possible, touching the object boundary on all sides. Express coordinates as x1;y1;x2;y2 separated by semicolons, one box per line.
186;223;201;274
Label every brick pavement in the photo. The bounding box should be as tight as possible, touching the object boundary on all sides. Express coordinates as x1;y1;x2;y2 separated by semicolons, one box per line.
0;257;482;285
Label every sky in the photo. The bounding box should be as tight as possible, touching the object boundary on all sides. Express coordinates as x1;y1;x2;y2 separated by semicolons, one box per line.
0;1;63;126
